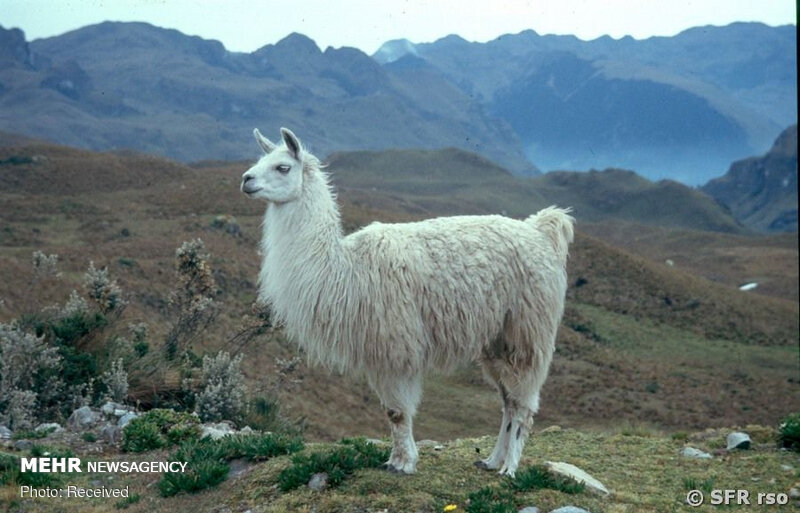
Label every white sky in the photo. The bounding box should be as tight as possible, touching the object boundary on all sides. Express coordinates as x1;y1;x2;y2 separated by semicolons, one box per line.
1;0;796;55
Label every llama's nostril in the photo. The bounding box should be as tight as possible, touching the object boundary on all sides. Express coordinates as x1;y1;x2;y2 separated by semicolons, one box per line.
243;175;254;183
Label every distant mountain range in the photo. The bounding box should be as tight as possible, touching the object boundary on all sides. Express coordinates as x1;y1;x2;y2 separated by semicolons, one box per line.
375;23;796;184
0;21;796;185
702;124;797;232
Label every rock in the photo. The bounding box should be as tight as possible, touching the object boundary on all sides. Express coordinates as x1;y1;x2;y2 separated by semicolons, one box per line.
117;412;138;428
789;485;800;499
67;406;100;430
726;432;751;450
308;472;328;492
14;439;34;451
0;426;13;440
681;447;712;459
201;422;235;440
101;423;122;444
101;402;125;415
518;507;540;513
781;464;793;472
35;422;64;434
366;438;388;446
113;409;128;417
545;461;609;496
550;508;592;513
416;439;440;448
240;426;253;435
434;444;445;451
540;425;562;434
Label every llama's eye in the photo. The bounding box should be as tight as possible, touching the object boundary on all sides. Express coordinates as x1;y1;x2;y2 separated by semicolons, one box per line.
276;164;290;174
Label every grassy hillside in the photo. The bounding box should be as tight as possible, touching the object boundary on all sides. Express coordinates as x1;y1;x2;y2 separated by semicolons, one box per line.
0;139;797;446
2;425;796;512
327;149;745;232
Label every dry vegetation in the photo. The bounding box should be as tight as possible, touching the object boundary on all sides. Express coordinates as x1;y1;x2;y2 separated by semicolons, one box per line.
0;140;797;443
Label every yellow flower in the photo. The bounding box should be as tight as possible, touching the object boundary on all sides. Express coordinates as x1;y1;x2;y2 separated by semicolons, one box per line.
443;505;458;512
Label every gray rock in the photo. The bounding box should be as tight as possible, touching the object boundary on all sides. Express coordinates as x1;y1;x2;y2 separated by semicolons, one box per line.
101;423;122;444
681;446;712;459
14;439;34;451
101;402;125;415
0;425;12;440
113;409;128;417
239;426;253;434
518;507;540;513
549;508;591;513
201;422;235;440
726;432;751;450
416;439;440;448
308;472;328;492
117;411;138;428
35;422;64;434
788;487;799;499
545;461;609;496
67;406;100;430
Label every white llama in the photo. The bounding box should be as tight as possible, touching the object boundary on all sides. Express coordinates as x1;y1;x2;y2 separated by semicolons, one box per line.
242;128;574;476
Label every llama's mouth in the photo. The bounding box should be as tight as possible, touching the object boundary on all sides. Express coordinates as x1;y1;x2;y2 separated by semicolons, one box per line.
241;184;263;195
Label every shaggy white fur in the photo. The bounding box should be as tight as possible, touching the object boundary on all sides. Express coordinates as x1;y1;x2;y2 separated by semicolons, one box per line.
242;128;574;476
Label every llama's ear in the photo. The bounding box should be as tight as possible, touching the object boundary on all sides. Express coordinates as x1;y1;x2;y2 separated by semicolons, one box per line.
280;127;301;160
254;128;276;154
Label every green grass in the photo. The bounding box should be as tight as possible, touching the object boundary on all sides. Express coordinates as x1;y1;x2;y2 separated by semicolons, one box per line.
159;432;304;497
122;409;201;453
778;412;800;451
278;438;389;492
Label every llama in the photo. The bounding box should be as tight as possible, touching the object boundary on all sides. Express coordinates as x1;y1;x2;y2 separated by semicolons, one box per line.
241;128;574;476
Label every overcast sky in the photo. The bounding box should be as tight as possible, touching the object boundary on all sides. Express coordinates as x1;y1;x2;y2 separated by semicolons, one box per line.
2;0;796;55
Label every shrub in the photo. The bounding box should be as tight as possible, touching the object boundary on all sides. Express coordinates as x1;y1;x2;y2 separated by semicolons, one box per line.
278;438;388;492
164;239;218;359
778;412;800;451
82;432;98;443
122;409;200;453
194;351;246;423
83;261;126;314
159;432;303;496
101;358;129;403
507;464;585;495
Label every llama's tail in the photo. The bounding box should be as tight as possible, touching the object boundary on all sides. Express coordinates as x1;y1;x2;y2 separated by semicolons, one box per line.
526;206;575;261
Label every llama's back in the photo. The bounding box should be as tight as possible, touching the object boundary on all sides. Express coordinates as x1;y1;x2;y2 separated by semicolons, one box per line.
344;210;573;372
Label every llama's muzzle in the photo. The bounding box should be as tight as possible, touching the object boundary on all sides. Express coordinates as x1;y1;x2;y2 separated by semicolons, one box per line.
241;174;261;194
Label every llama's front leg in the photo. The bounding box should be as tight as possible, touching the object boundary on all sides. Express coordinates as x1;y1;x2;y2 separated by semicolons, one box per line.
371;373;422;474
384;407;418;474
498;392;539;477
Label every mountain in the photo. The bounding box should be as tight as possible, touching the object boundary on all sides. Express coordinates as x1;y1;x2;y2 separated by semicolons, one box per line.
327;148;744;233
375;23;796;184
702;125;798;232
0;22;532;173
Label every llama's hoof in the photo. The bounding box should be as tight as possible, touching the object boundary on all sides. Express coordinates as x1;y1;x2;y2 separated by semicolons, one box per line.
497;466;516;478
381;463;399;473
473;460;492;470
382;460;416;474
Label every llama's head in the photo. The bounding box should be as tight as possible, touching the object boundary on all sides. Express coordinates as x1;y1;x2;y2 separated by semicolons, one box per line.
241;127;311;203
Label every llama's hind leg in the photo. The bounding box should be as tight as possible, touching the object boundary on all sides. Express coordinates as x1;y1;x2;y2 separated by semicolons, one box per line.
475;368;514;470
370;373;422;474
498;388;539;477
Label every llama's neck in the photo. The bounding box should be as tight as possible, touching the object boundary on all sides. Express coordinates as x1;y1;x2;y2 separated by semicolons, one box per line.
259;170;353;348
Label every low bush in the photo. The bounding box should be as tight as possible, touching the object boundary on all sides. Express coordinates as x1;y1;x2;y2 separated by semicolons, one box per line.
159;432;303;496
122;409;200;453
779;412;800;451
278;438;388;492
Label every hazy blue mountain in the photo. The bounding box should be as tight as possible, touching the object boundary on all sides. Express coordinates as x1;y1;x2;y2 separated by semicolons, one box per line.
0;23;532;172
375;23;796;184
702;125;797;232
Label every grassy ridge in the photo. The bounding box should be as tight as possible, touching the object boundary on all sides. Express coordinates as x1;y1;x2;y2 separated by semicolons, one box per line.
0;140;797;443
